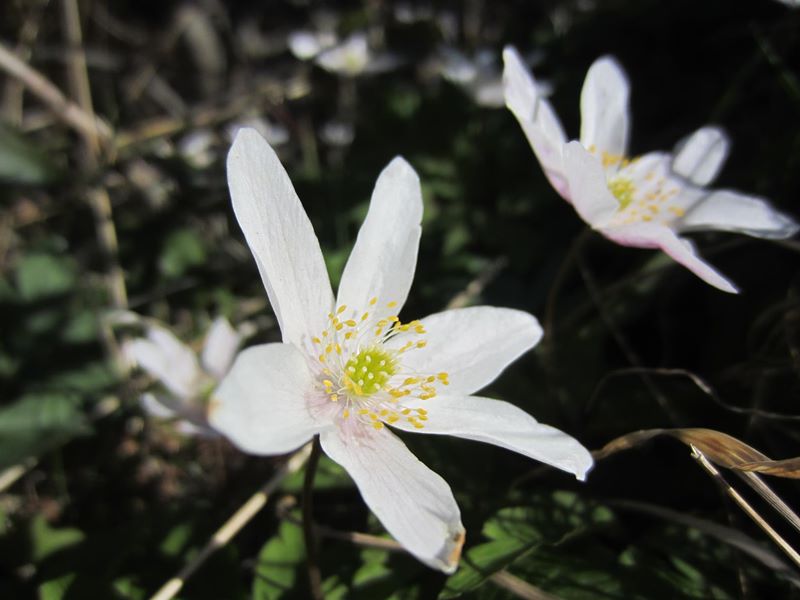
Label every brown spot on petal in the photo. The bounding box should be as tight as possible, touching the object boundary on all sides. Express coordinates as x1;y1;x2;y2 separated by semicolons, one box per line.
447;529;466;569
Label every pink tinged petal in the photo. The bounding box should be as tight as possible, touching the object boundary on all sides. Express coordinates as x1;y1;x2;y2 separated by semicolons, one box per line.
141;393;216;437
579;56;630;157
124;329;201;399
209;343;325;455
320;427;465;573
201;316;243;380
336;157;422;321
561;141;619;227
391;395;593;481
671;127;729;186
602;222;739;293
387;306;543;396
502;46;570;200
227;128;335;351
678;190;800;239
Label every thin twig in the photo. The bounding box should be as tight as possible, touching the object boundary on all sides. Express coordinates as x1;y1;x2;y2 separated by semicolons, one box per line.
0;40;112;142
690;445;800;570
149;444;312;600
575;245;682;424
60;0;128;372
302;437;324;600
446;256;508;310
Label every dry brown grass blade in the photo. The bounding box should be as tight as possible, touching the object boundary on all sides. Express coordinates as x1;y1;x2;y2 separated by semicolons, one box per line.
594;427;800;478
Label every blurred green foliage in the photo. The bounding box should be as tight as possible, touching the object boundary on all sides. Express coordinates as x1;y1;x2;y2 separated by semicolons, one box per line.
1;0;799;598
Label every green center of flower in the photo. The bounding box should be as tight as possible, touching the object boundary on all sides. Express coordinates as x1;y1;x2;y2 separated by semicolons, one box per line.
608;176;636;210
343;347;397;396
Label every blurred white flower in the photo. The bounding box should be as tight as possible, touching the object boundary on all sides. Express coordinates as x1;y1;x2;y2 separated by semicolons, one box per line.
178;128;217;169
503;46;799;293
439;47;506;108
226;116;290;147
123;315;246;435
287;29;338;61
211;128;593;572
319;119;355;147
314;32;399;76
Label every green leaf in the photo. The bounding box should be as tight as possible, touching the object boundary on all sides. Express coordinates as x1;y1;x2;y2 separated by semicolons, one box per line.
30;514;85;562
14;253;76;301
0;393;90;470
0;124;60;184
252;515;306;600
158;229;206;279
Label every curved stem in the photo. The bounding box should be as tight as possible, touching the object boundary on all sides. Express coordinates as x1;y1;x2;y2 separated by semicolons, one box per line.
302;436;324;600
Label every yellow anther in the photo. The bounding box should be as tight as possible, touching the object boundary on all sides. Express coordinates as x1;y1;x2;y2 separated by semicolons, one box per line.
403;377;420;386
388;315;400;322
335;343;342;355
335;323;344;331
416;340;427;348
361;312;369;321
323;379;334;389
358;409;370;415
344;319;357;327
379;409;389;416
426;376;436;383
419;392;436;400
372;421;384;430
337;305;347;315
413;422;424;429
416;408;428;415
325;344;333;354
369;297;378;306
437;372;449;381
312;337;321;344
318;354;326;363
387;415;399;423
345;331;354;340
387;301;398;308
330;394;339;402
322;331;328;338
343;409;350;419
401;408;411;415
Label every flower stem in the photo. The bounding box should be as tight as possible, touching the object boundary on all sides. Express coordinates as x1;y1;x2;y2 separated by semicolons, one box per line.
303;436;324;600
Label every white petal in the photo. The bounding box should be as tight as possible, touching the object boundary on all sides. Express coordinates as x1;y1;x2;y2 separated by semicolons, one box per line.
209;343;326;455
139;392;178;419
124;328;201;399
336;157;422;322
201;317;243;380
502;46;570;199
288;30;335;60
561;141;620;227
602;222;739;293
671;127;729;186
320;426;464;573
227;128;335;351
392;395;593;480
579;56;631;157
315;33;369;76
386;306;542;396
678;190;799;239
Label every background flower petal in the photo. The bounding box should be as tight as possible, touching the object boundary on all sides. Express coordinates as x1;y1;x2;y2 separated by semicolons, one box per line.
562;141;620;227
391;394;593;480
603;222;739;293
502;46;570;200
227;128;335;352
336;157;422;322
671;126;730;186
209;343;326;455
678;190;799;239
201;316;243;380
579;55;630;157
124;328;201;399
320;427;465;573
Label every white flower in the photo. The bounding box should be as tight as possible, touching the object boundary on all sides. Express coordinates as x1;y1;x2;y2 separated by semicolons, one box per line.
287;29;338;61
123;315;245;435
439;47;505;108
211;128;593;573
503;46;799;293
314;32;399;77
